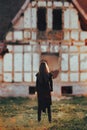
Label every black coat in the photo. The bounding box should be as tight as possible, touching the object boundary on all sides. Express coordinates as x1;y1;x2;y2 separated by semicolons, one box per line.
36;73;53;110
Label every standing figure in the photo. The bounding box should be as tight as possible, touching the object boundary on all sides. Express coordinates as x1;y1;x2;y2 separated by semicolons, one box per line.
36;62;53;122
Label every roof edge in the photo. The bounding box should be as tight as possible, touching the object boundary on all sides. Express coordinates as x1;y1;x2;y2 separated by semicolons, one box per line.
12;0;30;25
72;0;87;21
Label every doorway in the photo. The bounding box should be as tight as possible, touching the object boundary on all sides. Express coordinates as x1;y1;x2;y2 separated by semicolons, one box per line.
41;52;59;71
41;52;59;79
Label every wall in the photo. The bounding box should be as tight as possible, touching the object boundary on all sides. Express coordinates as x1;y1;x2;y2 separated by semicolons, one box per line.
1;0;87;97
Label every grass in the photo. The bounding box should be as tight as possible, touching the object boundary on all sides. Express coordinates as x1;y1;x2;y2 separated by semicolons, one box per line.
0;96;87;130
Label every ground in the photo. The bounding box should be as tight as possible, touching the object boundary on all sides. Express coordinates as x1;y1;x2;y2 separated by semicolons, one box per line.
0;96;87;130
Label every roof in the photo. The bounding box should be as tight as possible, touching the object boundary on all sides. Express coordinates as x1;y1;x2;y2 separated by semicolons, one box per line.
72;0;87;30
0;0;26;40
0;0;87;40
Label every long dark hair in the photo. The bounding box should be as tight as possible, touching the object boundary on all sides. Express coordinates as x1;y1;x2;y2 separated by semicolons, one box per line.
38;62;49;83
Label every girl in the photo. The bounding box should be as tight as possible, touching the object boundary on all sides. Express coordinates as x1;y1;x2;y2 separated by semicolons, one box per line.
36;62;53;122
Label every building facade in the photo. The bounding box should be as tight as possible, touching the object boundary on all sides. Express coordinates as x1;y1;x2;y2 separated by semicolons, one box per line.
0;0;87;97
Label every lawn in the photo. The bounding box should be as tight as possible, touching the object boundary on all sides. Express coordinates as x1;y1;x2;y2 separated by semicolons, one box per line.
0;96;87;130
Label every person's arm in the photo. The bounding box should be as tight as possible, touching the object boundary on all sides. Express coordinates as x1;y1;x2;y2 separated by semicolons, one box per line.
36;75;38;91
49;73;53;91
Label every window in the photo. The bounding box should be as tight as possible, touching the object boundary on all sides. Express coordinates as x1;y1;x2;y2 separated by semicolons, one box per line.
53;9;62;30
3;45;40;83
61;86;72;95
37;7;46;31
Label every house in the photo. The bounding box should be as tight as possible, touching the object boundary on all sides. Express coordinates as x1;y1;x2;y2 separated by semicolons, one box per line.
0;0;87;98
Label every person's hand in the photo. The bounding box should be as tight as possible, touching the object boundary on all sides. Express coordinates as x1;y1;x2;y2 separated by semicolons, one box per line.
51;91;54;95
35;92;37;95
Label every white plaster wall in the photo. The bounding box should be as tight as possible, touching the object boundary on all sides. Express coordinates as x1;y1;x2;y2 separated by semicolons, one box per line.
14;54;23;71
41;45;49;52
61;73;68;82
64;8;79;29
4;54;12;72
80;46;87;52
50;45;59;52
38;1;46;7
6;32;13;41
14;31;23;40
32;31;36;40
52;83;62;100
73;85;87;95
64;9;70;29
53;1;63;7
31;8;37;28
47;8;52;29
24;73;31;82
80;54;87;71
70;54;79;71
70;73;79;82
4;73;12;82
24;7;31;28
80;73;87;82
32;1;36;7
64;2;69;7
80;31;87;41
70;9;79;29
70;46;78;52
24;53;32;71
74;41;85;46
61;54;68;71
0;84;87;98
61;46;68;52
47;1;52;7
14;16;24;29
14;73;22;82
0;84;29;97
64;31;70;40
3;1;87;97
71;31;79;41
33;53;39;71
24;31;31;39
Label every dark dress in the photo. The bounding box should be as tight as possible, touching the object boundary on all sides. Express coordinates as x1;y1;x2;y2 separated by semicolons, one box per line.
36;72;53;109
36;72;53;122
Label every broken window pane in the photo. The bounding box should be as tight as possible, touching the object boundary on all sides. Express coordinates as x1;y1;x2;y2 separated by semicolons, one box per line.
24;45;31;52
61;54;68;71
14;54;23;71
4;73;12;82
32;8;37;28
61;73;68;82
64;9;70;29
14;46;23;52
7;45;13;52
24;73;31;82
53;9;62;30
80;73;87;82
70;54;79;71
80;54;87;71
24;53;31;71
33;72;37;82
4;54;12;72
70;73;79;81
37;7;46;31
47;8;52;29
33;53;39;71
14;31;23;40
14;73;22;82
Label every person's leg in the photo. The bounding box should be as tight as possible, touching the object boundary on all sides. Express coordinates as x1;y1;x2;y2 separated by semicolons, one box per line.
47;106;51;122
38;106;41;122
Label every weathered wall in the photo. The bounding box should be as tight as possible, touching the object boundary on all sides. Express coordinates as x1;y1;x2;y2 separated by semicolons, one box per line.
1;0;87;97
